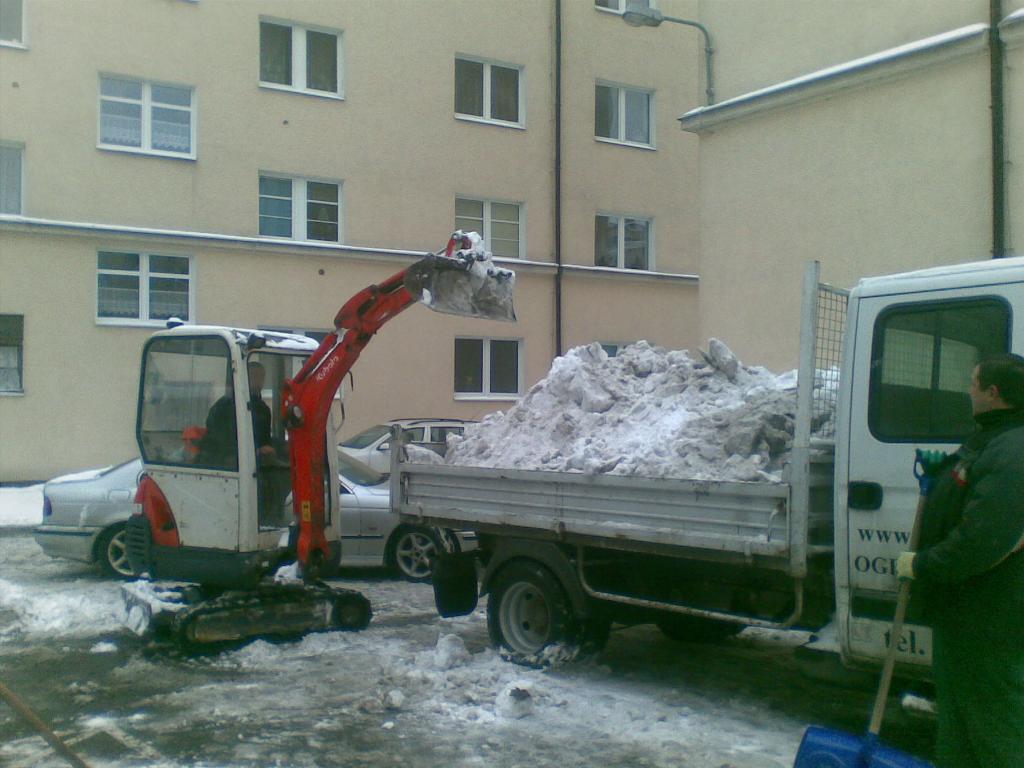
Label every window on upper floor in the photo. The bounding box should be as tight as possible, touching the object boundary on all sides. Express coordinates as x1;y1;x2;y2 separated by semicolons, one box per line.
99;77;195;158
455;57;522;126
0;143;22;214
0;314;23;393
455;198;523;259
596;82;652;147
97;251;193;325
455;337;521;397
595;0;651;12
259;175;341;243
0;0;24;46
260;20;342;97
595;214;652;270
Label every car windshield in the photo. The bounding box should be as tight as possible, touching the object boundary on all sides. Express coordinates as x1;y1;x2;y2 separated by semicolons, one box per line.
336;450;386;486
340;424;391;449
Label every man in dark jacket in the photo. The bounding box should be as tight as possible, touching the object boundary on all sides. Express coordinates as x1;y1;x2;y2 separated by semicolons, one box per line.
897;353;1024;768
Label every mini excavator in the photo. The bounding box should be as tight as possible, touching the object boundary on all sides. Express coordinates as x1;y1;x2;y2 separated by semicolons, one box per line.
122;232;515;646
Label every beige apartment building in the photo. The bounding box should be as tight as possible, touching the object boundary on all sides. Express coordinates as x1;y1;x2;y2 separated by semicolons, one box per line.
0;0;702;481
1;0;1022;482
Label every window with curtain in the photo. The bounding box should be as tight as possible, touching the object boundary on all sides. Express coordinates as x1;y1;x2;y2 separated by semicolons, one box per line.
595;83;652;146
260;20;342;96
455;57;522;125
99;77;194;157
455;197;523;258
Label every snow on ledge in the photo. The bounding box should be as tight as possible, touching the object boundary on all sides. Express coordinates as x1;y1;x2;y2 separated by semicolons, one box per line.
679;23;989;133
1000;7;1024;48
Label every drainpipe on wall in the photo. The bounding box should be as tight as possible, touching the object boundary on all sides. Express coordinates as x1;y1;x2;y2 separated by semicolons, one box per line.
554;0;565;355
990;0;1007;258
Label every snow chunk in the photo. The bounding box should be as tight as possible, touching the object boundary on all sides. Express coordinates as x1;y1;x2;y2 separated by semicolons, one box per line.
446;340;835;482
496;682;535;719
431;633;471;670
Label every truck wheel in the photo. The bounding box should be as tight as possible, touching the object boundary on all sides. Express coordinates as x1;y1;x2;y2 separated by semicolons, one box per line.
95;524;134;579
656;614;743;643
388;527;441;582
487;561;575;662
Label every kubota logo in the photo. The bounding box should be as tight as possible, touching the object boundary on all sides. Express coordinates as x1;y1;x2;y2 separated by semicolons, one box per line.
315;356;339;382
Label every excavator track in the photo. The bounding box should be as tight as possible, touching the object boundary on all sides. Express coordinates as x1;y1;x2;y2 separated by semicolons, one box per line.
123;580;372;648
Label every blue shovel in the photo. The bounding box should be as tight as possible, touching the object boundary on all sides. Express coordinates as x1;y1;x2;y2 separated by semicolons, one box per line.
794;450;945;768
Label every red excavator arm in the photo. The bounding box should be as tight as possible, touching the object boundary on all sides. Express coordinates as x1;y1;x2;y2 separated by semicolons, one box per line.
281;232;515;577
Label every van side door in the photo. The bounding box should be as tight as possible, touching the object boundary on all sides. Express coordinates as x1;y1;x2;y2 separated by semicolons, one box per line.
839;290;1015;670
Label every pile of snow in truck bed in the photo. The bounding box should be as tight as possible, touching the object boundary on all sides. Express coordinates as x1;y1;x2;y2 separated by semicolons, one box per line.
442;339;835;483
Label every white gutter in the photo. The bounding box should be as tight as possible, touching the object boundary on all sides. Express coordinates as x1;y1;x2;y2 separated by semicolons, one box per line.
679;23;990;133
0;214;699;283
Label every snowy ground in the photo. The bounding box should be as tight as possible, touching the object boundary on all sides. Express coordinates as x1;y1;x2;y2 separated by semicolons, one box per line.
1;492;935;767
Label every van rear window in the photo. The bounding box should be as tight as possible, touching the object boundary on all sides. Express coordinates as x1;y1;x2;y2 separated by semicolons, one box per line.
868;297;1010;442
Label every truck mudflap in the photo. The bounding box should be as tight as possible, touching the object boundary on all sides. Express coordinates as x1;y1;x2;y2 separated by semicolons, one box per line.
431;551;479;617
121;579;372;647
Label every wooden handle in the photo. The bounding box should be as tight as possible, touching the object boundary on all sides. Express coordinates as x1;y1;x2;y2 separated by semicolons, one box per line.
868;492;927;735
0;680;92;768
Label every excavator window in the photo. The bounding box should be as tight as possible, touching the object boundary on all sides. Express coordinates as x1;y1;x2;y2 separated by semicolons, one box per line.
138;336;238;470
248;351;302;528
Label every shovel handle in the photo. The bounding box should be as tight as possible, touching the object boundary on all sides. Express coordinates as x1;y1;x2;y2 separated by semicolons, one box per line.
0;680;93;768
867;489;927;736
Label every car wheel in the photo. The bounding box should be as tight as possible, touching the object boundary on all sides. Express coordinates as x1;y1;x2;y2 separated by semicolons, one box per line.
389;527;441;582
96;524;134;578
487;560;575;662
656;613;743;643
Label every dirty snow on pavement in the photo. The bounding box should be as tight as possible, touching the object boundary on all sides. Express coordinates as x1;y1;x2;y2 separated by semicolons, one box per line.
444;339;835;482
0;525;814;768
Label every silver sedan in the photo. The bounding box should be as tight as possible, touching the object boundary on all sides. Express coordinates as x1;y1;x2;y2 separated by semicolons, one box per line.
34;452;467;581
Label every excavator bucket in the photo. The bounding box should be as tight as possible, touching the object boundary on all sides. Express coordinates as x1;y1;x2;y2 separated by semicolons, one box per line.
404;232;517;322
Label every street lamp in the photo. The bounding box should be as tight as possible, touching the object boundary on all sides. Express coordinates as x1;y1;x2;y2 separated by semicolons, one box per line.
622;2;715;105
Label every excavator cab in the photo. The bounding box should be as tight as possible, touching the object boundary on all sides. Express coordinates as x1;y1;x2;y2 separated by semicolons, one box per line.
131;328;341;589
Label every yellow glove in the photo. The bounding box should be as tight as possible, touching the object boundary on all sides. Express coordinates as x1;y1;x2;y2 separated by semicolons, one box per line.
896;551;916;581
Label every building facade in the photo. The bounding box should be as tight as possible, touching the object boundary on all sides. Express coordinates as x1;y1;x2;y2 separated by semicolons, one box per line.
685;0;1024;369
3;0;1021;482
0;0;702;481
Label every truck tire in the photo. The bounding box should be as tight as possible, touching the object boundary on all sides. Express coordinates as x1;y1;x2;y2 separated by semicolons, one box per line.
487;560;576;662
95;523;134;579
656;613;743;643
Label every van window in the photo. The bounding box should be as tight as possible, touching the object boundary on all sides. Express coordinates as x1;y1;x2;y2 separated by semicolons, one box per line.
868;298;1010;442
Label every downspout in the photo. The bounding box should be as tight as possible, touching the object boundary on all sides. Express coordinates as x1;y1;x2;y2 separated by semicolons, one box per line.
990;0;1007;257
554;0;564;355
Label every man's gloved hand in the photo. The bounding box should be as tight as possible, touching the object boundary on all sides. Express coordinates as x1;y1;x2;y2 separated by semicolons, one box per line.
896;551;916;581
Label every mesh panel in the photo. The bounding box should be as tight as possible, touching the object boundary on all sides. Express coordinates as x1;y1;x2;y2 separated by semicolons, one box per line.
812;283;848;439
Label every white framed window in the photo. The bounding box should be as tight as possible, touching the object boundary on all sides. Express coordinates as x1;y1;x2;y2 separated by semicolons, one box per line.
0;0;24;47
455;337;522;398
596;82;653;147
595;0;651;13
0;314;23;393
259;174;341;242
595;214;652;270
260;19;343;98
98;76;195;158
96;251;193;325
0;142;23;214
455;198;523;259
454;56;523;127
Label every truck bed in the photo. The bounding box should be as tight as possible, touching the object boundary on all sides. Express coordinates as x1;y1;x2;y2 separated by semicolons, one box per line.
395;448;834;574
